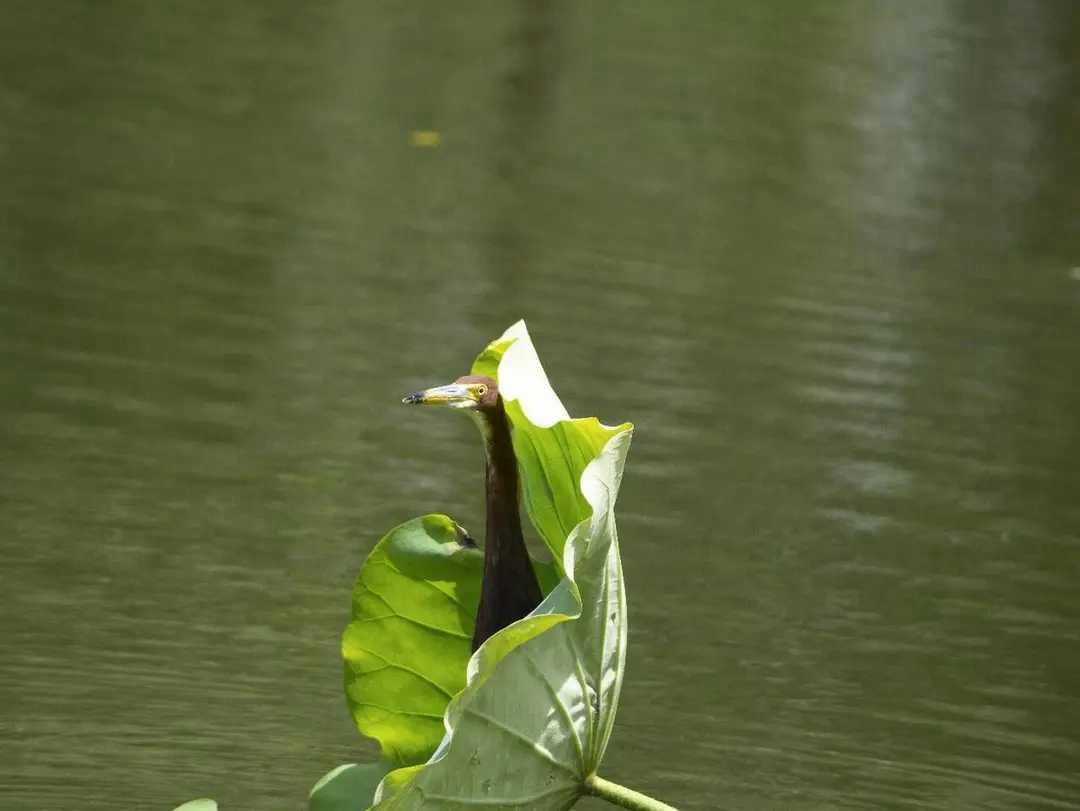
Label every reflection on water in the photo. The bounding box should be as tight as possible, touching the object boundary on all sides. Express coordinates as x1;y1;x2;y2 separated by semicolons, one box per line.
2;3;1079;809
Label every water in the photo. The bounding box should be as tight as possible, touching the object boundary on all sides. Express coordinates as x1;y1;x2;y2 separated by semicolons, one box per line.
2;3;1079;809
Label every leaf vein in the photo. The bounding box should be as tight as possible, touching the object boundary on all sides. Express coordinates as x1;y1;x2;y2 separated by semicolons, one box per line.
350;612;469;640
349;701;446;720
521;646;586;774
346;647;455;699
362;559;472;613
566;632;595;768
462;706;580;778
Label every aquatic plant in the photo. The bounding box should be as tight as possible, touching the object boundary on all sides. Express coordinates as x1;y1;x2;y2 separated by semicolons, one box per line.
175;322;676;811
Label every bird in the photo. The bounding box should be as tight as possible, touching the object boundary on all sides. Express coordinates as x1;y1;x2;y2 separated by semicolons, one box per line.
403;374;543;651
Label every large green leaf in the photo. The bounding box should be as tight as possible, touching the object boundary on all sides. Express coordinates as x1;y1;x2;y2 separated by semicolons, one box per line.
339;510;560;775
342;514;483;766
370;321;634;809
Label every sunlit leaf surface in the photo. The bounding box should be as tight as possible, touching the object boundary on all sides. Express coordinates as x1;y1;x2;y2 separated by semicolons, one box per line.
342;514;483;765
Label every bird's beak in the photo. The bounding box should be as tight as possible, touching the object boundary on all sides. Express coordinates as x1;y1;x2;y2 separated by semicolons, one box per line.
402;383;476;409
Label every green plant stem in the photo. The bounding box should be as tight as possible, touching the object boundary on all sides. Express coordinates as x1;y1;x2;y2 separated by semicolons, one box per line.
584;775;679;811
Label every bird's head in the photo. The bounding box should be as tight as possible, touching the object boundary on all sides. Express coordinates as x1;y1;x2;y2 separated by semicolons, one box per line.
402;374;500;412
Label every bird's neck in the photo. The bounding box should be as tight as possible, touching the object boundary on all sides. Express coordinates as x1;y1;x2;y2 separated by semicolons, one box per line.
469;399;542;650
480;403;524;559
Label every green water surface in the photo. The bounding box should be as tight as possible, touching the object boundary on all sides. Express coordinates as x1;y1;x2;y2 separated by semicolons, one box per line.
2;3;1079;809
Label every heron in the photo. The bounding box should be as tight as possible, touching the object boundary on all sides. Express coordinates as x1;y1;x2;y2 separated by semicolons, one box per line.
403;374;543;651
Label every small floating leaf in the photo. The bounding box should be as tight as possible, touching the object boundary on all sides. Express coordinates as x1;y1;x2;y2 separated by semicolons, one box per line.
309;761;392;811
172;801;217;811
408;130;441;147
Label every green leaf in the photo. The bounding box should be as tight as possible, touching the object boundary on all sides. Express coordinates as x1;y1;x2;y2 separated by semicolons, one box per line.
369;321;634;809
340;511;560;771
309;761;393;811
506;402;627;571
172;801;217;811
342;514;483;766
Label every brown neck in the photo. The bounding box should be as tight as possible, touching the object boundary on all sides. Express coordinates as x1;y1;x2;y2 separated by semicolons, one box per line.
472;399;543;651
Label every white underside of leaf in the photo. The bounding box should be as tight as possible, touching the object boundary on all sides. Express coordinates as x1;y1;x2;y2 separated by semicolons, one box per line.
494;321;570;429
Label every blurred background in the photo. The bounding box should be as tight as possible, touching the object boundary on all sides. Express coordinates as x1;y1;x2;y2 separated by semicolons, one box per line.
2;2;1079;809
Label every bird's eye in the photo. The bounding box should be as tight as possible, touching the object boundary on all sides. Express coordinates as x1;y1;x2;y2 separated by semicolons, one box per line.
475;385;488;396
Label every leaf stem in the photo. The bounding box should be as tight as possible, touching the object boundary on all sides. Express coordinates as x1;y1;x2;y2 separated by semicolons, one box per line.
584;775;679;811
